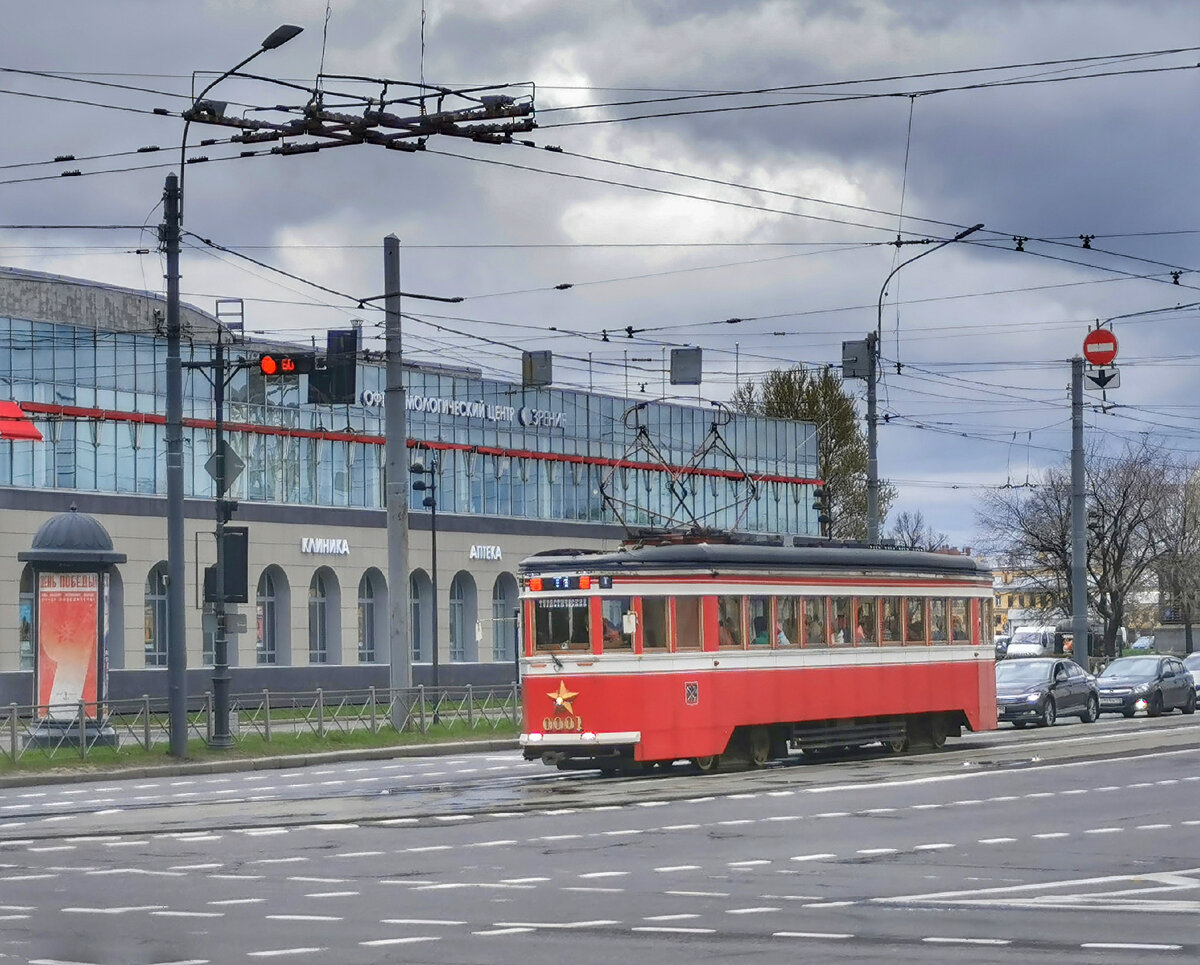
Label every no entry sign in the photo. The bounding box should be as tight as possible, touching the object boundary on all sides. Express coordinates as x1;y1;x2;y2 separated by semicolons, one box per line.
1082;329;1118;367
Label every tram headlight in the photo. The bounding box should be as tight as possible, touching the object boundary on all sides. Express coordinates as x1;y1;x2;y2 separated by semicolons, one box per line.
526;732;543;743
582;732;597;741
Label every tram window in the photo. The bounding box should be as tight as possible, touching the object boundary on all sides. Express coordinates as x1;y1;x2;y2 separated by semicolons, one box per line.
929;598;948;643
831;597;852;646
533;598;591;652
718;595;744;649
881;597;902;644
803;598;826;648
642;597;669;651
776;597;799;647
905;598;927;645
749;596;771;646
674;596;703;650
856;597;878;645
951;599;969;642
601;596;633;650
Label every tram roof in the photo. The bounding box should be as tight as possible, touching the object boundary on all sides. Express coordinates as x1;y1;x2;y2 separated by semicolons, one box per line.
520;539;990;579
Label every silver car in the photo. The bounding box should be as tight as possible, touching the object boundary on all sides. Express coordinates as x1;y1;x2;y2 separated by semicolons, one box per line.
1184;652;1200;690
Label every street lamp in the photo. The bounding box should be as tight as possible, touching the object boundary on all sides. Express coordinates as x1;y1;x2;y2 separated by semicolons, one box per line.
410;456;440;697
163;24;303;757
866;223;983;543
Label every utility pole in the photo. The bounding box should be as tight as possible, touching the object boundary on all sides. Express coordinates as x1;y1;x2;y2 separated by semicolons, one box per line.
1070;356;1090;669
210;328;233;747
161;174;188;758
385;235;412;727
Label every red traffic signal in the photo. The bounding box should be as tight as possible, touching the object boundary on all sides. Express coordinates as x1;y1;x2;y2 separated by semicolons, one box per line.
258;352;317;376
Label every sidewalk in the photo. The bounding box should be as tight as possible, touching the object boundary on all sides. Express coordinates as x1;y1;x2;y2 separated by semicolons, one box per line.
0;737;521;789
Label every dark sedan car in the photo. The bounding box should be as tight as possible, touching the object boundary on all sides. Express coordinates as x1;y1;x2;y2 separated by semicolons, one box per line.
1096;655;1197;717
996;657;1099;727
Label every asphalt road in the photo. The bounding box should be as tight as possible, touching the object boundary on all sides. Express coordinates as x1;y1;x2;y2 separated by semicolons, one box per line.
2;713;1199;964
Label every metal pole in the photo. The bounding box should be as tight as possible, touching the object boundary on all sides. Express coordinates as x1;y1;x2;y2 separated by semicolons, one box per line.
210;331;233;747
385;235;412;728
163;173;188;758
1070;356;1089;669
430;461;440;693
865;331;879;544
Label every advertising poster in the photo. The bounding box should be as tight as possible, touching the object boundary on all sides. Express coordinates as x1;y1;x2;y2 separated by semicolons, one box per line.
37;572;100;721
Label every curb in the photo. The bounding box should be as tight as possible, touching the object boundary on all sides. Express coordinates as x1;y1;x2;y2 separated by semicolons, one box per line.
0;738;521;789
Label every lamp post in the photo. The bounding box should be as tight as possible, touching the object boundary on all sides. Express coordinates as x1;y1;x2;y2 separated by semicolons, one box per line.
866;223;983;544
411;456;440;698
163;24;302;757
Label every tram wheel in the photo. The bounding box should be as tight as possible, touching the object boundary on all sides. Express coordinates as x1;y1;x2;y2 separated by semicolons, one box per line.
927;714;948;749
746;727;771;768
693;755;721;774
885;733;909;754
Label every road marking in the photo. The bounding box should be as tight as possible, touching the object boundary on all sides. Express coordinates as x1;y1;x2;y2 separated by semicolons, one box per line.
791;853;836;862
208;898;265;906
978;838;1016;844
63;905;167;914
802;901;855;908
335;851;383;858
359;937;440;946
1082;943;1182;951
726;906;780;914
667;890;729;897
1084;827;1122;834
579;871;628;878
774;931;852;939
857;848;898;856
644;914;700;921
305;891;359;898
265;915;343;922
728;860;771;867
633;927;716;934
247;949;326;958
497;920;620;929
914;843;955;851
1033;833;1069;839
1137;824;1171;831
381;918;466;926
475;927;534;935
151;911;224;918
655;865;700;872
923;937;1011;945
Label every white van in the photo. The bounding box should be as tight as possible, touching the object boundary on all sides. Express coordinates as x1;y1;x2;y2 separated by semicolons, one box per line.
1005;625;1058;658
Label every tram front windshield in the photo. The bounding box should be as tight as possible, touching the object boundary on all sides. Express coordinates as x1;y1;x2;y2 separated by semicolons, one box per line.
533;597;591;651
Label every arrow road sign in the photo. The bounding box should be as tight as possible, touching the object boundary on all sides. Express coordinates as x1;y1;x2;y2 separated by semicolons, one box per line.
1084;365;1120;391
1082;328;1118;366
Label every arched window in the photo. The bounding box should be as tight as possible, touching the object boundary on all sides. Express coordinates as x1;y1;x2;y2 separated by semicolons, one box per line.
358;573;376;663
449;571;477;662
410;571;428;663
491;573;518;662
257;569;278;665
144;563;168;667
309;571;330;663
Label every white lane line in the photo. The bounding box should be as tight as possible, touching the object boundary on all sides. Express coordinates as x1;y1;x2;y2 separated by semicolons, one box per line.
265;915;343;922
500;877;549;884
1;874;58;881
468;839;517;848
475;927;534;936
151;910;224;918
662;824;701;831
978;838;1016;844
774;931;852;939
667;891;729;898
655;865;700;872
287;877;347;884
62;905;167;914
304;891;359;899
251;857;306;865
1033;833;1070;840
802;901;855;908
563;886;624;893
335;851;383;858
728;860;771;868
633;926;716;934
170;863;222;871
1136;824;1171;831
497;920;620;929
578;871;629;879
1082;943;1182;951
1084;827;1123;835
29;846;76;853
791;853;836;862
923;937;1011;946
381;918;466;925
208;898;265;906
247;949;327;958
359;937;440;947
857;848;898;856
726;907;780;914
644;914;700;921
914;843;955;851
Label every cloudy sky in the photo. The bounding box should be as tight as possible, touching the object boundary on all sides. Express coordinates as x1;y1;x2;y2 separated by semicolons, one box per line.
4;0;1199;546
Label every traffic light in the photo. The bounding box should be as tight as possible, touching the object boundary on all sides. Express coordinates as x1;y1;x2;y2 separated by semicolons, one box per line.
812;485;831;537
258;352;319;376
308;329;358;404
203;526;249;604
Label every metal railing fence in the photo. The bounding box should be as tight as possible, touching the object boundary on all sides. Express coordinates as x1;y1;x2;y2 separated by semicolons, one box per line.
0;683;521;767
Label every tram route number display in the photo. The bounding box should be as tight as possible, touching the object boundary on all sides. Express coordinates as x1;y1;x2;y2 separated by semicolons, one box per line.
536;596;589;609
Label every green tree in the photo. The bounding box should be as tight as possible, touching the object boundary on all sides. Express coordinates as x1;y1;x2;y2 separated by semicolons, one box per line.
732;365;894;540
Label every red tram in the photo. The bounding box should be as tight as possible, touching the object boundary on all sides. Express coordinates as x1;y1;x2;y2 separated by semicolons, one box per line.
519;538;996;773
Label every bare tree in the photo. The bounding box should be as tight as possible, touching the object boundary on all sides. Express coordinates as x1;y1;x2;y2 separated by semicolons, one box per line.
1154;464;1200;654
887;509;948;551
977;439;1171;658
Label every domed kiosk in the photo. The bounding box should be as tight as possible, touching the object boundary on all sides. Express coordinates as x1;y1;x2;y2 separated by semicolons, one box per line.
17;507;125;748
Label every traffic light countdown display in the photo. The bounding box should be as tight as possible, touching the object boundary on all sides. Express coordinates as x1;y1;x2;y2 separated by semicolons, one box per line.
258;352;318;376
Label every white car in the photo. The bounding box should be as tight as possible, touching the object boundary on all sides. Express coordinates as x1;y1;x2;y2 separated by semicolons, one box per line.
1184;652;1200;689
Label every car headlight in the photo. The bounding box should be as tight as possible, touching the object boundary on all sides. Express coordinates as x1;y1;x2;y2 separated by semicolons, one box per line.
1026;693;1042;703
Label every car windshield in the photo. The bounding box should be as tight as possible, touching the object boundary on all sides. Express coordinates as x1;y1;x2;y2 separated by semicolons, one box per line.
1010;630;1046;646
996;661;1052;686
1184;653;1200;671
1100;657;1159;678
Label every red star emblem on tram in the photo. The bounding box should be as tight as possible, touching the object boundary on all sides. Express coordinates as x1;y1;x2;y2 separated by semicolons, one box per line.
547;681;579;715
